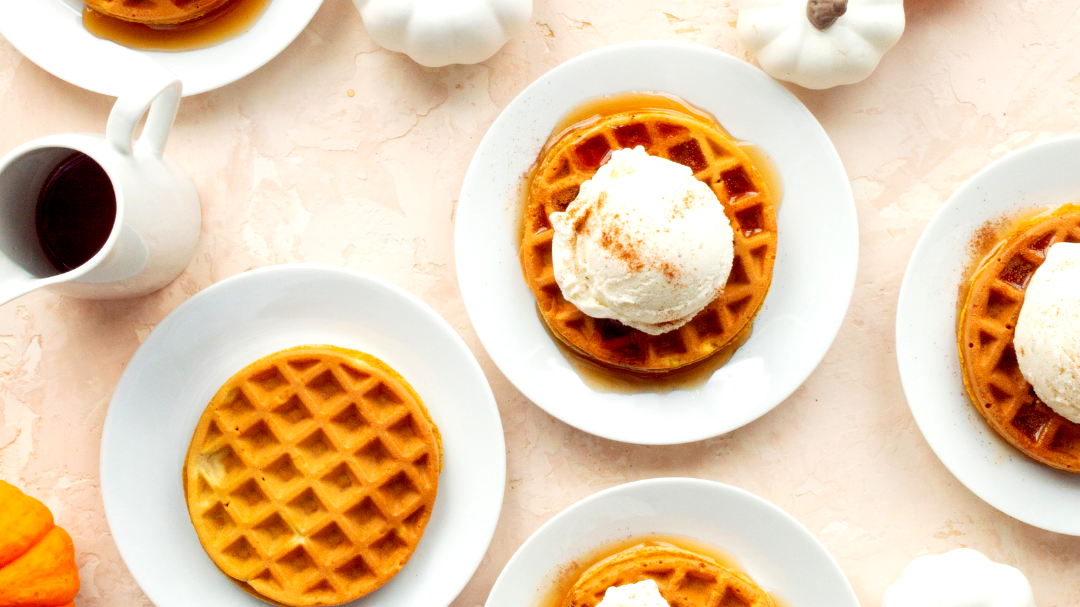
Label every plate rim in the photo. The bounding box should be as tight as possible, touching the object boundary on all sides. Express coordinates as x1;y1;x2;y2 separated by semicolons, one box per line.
454;39;858;445
0;0;324;97
483;476;859;607
99;262;507;605
895;133;1080;536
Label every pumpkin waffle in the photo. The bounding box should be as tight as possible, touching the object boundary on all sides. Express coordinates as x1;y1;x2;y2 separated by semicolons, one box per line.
82;0;234;25
183;345;442;606
562;544;773;607
520;109;777;372
959;206;1080;472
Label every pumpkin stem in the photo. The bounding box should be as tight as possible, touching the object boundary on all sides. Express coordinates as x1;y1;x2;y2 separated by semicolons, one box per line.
807;0;848;30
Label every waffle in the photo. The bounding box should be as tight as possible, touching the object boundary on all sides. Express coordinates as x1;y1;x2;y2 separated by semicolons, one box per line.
520;109;777;372
562;544;773;607
959;206;1080;472
82;0;234;25
183;345;442;606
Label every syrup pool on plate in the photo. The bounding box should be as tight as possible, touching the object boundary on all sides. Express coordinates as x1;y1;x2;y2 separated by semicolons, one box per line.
82;0;271;52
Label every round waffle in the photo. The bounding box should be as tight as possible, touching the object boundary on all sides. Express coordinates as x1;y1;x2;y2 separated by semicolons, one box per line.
562;544;773;607
520;109;778;372
959;206;1080;473
83;0;234;26
183;345;442;606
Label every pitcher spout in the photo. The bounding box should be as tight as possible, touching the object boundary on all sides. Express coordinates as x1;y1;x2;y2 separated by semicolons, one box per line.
0;260;50;307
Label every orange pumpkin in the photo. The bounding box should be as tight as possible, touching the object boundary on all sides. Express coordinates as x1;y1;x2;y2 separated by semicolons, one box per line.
0;480;79;607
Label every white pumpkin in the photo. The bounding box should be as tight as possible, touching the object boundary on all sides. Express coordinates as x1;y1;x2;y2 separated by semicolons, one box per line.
737;0;905;89
354;0;532;68
882;549;1036;607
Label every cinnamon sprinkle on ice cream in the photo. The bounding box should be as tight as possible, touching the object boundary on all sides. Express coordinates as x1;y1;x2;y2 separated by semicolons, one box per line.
549;146;735;335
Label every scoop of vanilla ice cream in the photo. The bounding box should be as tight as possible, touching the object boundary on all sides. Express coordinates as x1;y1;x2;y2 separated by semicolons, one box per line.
549;146;735;336
1014;242;1080;423
597;580;671;607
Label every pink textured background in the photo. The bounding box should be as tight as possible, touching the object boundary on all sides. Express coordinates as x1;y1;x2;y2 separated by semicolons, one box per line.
2;0;1080;604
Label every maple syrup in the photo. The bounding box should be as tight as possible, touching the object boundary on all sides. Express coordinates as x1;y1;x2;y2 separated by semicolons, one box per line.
541;91;783;205
35;153;116;273
537;534;789;607
82;0;272;52
517;91;782;248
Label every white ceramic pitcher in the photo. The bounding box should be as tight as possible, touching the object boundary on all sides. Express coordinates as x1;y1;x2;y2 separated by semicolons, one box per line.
0;69;200;306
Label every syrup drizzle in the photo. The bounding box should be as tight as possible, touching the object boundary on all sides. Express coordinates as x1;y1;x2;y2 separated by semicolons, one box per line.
540;91;783;206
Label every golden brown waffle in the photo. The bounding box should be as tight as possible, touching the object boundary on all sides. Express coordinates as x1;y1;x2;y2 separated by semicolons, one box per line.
83;0;234;25
183;345;442;606
562;544;773;607
520;109;777;372
959;207;1080;473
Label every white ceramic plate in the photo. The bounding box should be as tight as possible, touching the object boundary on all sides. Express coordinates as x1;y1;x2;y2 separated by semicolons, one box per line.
896;135;1080;535
485;478;858;607
100;264;506;606
455;41;857;445
0;0;322;97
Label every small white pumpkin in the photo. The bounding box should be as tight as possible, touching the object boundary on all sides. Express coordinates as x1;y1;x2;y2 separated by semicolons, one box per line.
737;0;905;89
354;0;532;68
882;549;1036;607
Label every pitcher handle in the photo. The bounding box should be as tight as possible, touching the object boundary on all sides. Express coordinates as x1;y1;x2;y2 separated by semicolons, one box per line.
105;69;183;158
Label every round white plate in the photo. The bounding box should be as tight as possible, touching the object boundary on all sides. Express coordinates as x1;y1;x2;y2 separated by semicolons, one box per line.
896;135;1080;535
455;41;857;445
100;264;506;606
485;478;858;607
0;0;323;97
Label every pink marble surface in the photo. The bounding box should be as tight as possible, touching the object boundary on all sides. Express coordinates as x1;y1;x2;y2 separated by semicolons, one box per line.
2;0;1080;604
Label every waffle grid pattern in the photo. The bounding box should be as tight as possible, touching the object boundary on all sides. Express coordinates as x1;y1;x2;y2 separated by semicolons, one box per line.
520;111;777;372
959;211;1080;472
84;0;233;25
184;347;440;605
565;545;774;607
